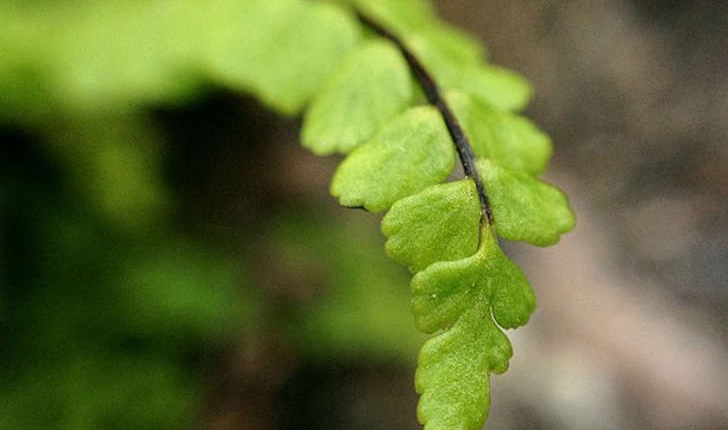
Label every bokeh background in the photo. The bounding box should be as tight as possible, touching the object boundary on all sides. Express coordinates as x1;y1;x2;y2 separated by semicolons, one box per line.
1;1;727;429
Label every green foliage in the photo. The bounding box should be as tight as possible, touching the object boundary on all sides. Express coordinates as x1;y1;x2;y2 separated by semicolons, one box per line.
300;2;574;428
382;180;480;273
304;4;572;428
478;159;576;246
202;0;362;115
0;0;575;429
247;1;573;428
302;40;414;154
412;226;536;334
0;0;361;122
448;91;552;175
413;226;534;429
330;105;456;212
409;38;532;112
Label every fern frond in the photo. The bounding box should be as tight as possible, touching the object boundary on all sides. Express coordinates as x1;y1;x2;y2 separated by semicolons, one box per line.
300;3;574;429
229;1;575;428
0;1;573;427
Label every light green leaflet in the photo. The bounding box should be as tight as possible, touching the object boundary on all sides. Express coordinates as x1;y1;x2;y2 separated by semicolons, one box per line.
330;105;456;212
382;180;481;273
411;226;535;429
477;159;575;246
302;40;415;155
411;226;536;334
407;34;532;111
448;91;552;175
351;1;532;112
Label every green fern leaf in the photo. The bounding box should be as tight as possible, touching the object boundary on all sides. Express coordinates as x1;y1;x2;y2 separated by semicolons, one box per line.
478;159;576;246
330;105;456;212
203;0;361;115
407;35;532;111
412;226;535;429
455;64;534;112
302;40;415;155
415;308;509;430
448;91;552;175
381;180;480;273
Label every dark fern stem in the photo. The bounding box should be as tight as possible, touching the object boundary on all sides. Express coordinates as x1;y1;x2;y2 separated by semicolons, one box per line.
355;10;494;226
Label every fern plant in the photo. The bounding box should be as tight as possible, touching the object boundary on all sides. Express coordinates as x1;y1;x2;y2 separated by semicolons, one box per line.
0;0;574;428
232;0;575;428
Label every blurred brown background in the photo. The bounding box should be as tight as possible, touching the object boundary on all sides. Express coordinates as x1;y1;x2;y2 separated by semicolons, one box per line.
436;0;728;429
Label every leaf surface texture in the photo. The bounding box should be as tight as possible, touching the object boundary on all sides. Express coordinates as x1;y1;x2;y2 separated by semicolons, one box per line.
331;106;456;212
381;180;481;273
412;227;535;429
478;159;576;246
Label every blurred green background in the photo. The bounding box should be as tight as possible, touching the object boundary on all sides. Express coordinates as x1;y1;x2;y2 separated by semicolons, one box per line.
1;1;423;429
2;1;728;430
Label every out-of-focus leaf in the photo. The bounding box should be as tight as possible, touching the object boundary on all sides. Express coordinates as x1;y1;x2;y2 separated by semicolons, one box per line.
448;91;552;175
349;0;439;34
408;35;532;111
202;0;361;115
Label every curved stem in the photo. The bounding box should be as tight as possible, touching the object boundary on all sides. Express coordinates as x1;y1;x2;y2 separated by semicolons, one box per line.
355;10;494;225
